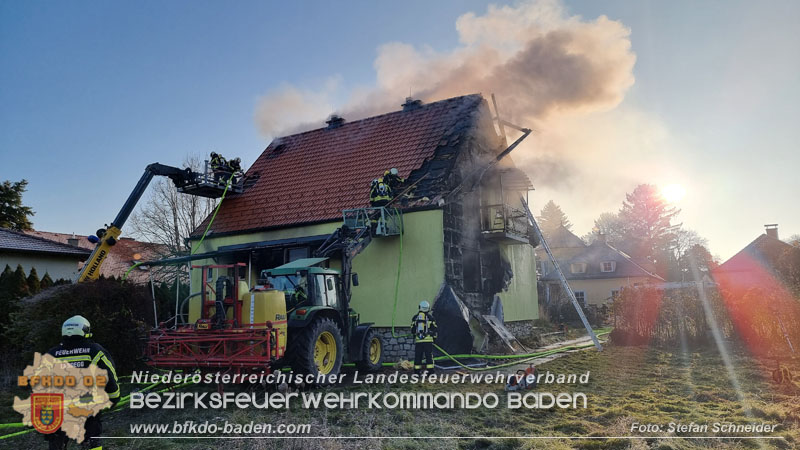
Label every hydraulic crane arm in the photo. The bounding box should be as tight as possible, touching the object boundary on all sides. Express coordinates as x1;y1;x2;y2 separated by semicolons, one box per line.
77;163;197;282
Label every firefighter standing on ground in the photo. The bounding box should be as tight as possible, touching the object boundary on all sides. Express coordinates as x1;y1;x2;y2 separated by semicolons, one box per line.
412;301;437;374
44;315;120;449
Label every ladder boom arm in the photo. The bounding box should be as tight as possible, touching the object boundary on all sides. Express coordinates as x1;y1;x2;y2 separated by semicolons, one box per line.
78;163;197;283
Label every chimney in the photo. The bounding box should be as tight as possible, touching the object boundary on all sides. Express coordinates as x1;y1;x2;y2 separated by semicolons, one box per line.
596;232;607;244
401;97;423;111
325;114;345;129
67;233;80;247
765;224;779;240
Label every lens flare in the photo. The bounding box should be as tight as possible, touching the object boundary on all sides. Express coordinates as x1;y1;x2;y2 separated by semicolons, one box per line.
661;184;686;203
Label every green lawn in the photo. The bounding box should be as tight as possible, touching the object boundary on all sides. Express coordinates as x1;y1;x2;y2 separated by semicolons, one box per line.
4;343;799;449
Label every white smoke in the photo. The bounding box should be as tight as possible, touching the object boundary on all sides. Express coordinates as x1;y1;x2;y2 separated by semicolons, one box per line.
253;0;674;232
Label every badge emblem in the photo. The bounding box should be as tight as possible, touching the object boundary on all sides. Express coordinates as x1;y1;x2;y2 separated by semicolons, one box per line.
31;393;63;434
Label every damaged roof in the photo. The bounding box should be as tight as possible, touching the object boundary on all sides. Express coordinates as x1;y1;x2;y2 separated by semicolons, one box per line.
192;94;486;237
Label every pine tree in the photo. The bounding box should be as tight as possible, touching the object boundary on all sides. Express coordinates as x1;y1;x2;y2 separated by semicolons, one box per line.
40;272;54;289
619;184;680;270
0;179;35;230
11;265;30;299
27;267;41;294
537;200;572;238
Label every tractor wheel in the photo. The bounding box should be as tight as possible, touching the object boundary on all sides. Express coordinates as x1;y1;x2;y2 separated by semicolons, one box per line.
289;318;343;376
356;329;384;372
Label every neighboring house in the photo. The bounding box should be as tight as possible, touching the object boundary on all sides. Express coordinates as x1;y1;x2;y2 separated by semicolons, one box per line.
187;94;540;359
24;230;169;283
536;225;663;308
713;224;799;291
0;228;90;281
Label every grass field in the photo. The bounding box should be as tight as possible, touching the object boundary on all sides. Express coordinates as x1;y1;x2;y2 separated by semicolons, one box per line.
3;343;799;449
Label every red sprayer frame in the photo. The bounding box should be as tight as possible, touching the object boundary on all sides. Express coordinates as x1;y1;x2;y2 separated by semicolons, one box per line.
145;263;283;374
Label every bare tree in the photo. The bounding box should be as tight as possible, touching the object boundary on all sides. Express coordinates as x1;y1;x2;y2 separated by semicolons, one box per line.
129;155;219;255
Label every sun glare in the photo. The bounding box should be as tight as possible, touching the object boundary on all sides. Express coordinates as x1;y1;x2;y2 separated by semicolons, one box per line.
661;184;686;203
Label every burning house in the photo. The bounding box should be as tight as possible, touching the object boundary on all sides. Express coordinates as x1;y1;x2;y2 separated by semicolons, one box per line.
187;94;540;360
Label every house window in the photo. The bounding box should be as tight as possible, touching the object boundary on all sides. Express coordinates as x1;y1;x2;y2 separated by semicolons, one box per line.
574;291;586;306
633;283;641;288
538;260;548;275
570;263;587;274
286;247;309;262
601;261;616;273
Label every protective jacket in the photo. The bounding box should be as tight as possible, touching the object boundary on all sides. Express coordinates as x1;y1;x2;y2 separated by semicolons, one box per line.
411;311;438;343
47;336;120;403
210;154;227;171
369;178;392;205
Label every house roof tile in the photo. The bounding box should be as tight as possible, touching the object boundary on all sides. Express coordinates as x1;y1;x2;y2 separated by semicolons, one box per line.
192;94;485;237
0;228;91;257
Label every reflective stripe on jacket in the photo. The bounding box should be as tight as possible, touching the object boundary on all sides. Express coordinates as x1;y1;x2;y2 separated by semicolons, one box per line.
48;337;120;401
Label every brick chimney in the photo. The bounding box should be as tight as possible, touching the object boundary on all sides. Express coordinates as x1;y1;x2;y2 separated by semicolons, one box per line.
765;224;779;240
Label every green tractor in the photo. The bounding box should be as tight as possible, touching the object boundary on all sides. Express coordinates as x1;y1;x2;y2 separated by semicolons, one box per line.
260;257;384;376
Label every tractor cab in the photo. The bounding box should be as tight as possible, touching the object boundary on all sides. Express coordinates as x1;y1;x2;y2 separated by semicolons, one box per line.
258;257;383;375
259;257;342;318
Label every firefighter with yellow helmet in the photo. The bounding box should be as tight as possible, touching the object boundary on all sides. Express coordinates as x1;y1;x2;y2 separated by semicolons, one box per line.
44;315;119;449
411;300;437;374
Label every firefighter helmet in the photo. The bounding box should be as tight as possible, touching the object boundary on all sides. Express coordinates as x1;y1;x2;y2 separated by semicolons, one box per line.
419;301;430;312
62;315;91;338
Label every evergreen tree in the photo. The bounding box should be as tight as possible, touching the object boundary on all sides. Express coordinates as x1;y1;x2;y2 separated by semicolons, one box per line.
537;200;572;238
0;179;35;230
40;272;54;289
583;212;627;247
11;265;30;299
619;184;680;273
26;267;41;294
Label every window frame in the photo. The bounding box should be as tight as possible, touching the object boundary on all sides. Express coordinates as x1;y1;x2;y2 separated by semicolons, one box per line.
570;262;587;274
601;261;616;273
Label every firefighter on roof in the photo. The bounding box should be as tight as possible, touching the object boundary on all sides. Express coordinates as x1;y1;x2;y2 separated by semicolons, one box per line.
411;301;437;374
45;315;119;448
383;168;405;191
369;177;392;207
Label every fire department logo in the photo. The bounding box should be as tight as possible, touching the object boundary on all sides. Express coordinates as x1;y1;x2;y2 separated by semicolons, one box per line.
13;353;112;443
31;393;64;434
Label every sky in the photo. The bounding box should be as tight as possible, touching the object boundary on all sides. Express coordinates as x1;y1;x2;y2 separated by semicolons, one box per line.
1;0;799;260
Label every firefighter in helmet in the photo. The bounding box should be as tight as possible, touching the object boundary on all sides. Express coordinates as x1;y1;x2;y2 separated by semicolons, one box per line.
369;177;392;207
45;315;120;449
210;151;230;183
411;300;437;374
383;168;405;192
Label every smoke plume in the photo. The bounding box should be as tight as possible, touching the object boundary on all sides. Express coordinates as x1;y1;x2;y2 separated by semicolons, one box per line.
254;0;669;231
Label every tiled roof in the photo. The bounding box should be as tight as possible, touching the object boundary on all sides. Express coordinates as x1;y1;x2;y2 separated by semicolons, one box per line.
192;94;485;237
715;233;796;274
539;239;663;281
0;228;90;257
24;230;170;282
545;225;587;248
